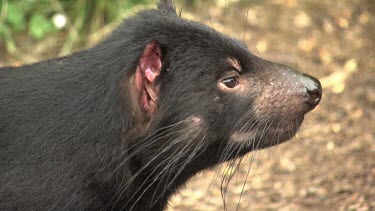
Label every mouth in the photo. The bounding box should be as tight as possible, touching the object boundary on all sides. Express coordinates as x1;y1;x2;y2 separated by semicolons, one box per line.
230;116;304;148
271;117;303;136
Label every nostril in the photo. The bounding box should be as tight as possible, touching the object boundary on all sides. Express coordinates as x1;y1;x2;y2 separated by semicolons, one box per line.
304;85;322;108
300;73;322;110
307;88;321;103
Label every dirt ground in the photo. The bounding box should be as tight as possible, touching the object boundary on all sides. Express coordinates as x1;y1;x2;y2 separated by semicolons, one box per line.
0;0;374;210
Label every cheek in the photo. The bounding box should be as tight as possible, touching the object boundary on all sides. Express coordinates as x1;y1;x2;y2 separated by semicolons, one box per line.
211;79;261;133
230;130;257;143
209;96;253;127
230;97;257;126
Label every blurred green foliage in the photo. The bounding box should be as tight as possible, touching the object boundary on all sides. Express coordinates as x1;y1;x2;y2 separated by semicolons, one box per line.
0;0;153;53
0;0;217;55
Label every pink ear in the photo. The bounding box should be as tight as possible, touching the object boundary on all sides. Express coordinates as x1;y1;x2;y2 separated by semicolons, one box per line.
134;41;162;114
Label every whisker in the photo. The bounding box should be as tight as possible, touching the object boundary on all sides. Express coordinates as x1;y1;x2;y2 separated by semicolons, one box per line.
96;120;186;179
151;135;207;207
110;127;194;210
149;133;202;202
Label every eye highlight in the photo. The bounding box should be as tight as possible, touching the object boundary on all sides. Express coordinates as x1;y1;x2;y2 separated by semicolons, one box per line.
222;77;238;88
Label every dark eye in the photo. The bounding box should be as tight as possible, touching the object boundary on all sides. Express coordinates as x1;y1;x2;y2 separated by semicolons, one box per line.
222;77;238;88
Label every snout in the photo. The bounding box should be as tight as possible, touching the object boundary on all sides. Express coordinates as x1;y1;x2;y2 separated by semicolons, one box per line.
229;58;323;147
275;66;322;114
253;62;323;120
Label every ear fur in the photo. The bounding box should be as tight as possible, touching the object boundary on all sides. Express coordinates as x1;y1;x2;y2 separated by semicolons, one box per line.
157;0;177;15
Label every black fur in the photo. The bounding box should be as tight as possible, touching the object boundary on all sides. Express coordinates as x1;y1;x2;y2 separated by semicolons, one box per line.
0;1;321;210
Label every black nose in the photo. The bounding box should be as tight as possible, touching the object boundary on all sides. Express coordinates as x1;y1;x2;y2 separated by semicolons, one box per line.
302;74;322;110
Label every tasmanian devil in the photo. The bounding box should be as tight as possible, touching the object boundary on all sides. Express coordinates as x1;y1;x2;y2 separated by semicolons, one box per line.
0;0;322;210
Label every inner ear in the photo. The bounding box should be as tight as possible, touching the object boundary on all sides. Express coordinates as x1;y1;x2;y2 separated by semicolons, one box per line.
134;41;162;115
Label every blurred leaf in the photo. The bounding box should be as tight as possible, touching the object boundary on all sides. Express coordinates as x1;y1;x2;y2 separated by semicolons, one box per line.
1;0;154;54
6;3;25;31
29;15;55;39
0;22;16;53
0;22;8;36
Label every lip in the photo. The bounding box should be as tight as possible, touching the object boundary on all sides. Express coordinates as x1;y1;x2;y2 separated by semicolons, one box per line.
271;118;303;135
230;116;304;146
266;116;304;142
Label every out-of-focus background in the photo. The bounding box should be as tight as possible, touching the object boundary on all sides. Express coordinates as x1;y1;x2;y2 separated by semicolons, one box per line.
0;0;374;210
